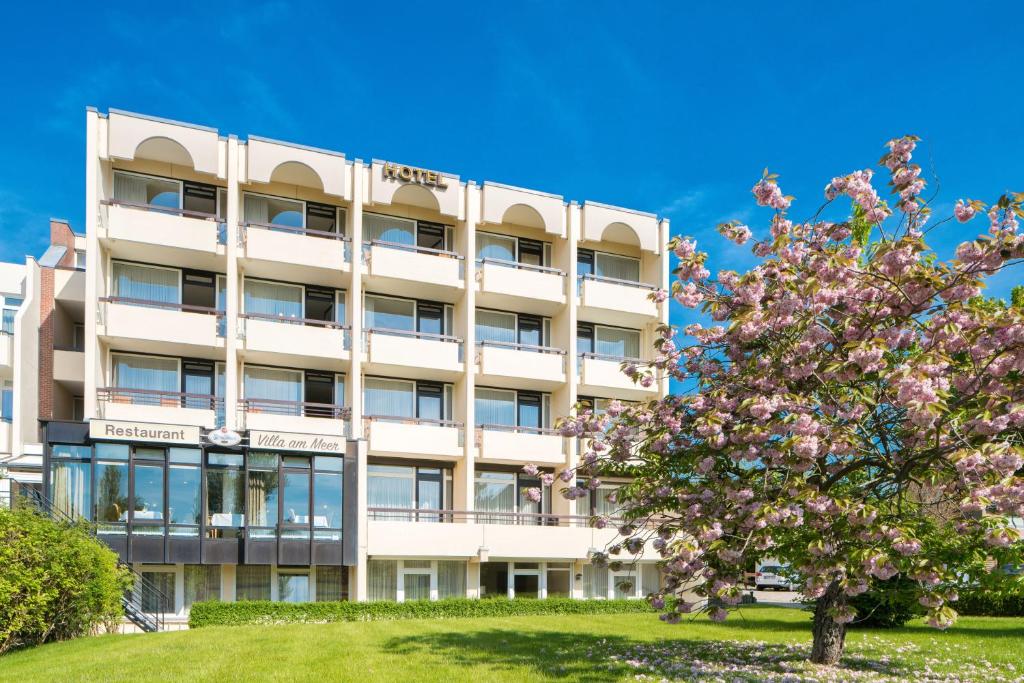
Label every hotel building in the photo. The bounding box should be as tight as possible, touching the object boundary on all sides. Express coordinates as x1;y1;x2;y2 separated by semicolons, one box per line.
0;108;669;625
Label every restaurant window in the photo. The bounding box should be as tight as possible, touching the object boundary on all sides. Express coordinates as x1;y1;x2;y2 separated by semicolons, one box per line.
314;456;344;540
168;448;201;537
184;565;220;607
49;444;92;520
236;565;271;601
316;566;348;601
131;448;165;532
281;456;312;539
247;452;279;539
206;452;245;530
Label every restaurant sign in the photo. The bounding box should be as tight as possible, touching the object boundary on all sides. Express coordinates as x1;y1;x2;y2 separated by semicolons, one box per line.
90;420;202;445
248;430;347;454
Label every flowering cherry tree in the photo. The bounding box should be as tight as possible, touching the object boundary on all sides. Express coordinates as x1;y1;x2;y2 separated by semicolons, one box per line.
545;136;1024;665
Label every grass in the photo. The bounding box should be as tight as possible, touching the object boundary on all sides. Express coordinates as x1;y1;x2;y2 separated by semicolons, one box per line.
0;606;1021;682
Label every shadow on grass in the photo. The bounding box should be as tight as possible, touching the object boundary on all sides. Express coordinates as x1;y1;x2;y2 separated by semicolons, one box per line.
383;627;922;681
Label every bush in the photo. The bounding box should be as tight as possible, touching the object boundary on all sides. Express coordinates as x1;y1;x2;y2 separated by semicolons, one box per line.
0;507;131;654
847;576;924;628
190;596;656;628
955;588;1024;617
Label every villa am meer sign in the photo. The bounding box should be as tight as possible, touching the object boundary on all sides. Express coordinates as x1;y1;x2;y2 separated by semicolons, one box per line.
249;430;346;454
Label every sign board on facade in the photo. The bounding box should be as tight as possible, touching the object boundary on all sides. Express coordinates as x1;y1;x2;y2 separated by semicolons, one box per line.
248;430;347;454
206;427;243;447
381;161;449;189
89;420;202;445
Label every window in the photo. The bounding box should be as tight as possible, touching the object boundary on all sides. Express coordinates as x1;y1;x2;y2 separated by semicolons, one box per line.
111;353;179;395
113;171;180;208
592;483;621;517
437;561;466;599
72;396;85;421
243;366;302;407
474;471;515;521
578;248;641;282
583;563;609;599
480;562;508;598
73;249;86;269
475;388;550;429
112;261;180;305
247;452;279;536
368;560;398;601
316;566;348;601
168;448;201;536
1;380;12;420
94;450;129;535
476;309;550;348
281;456;312;538
141;571;176;614
236;565;271;601
367;464;451;521
185;565;220;607
364;213;450;251
364;378;452;421
314;456;344;540
182;361;215;410
49;445;92;520
244;279;302;319
364;294;415;331
577;323;641;360
206;452;244;528
306;202;344;235
278;571;310;603
73;324;85;351
244;193;303;228
546;564;572;598
476;232;551;267
132;448;165;527
304;287;341;324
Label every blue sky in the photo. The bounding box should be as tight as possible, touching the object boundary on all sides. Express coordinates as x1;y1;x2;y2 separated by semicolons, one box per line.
1;0;1021;325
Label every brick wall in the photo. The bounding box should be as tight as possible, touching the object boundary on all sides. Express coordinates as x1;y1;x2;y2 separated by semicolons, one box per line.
37;219;75;421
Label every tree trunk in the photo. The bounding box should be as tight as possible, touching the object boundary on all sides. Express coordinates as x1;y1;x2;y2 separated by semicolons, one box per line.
810;580;846;665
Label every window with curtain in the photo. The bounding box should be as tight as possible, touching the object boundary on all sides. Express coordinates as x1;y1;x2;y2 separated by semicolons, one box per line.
583;564;609;599
595;327;640;359
595;252;641;282
641;563;661;597
141;572;176;613
438;561;466;599
368;560;398;601
1;380;12;419
50;458;91;520
368;465;415;512
313;459;343;539
278;573;310;603
474;471;516;520
475;310;516;344
334;375;346;407
113;171;180;207
477;232;516;261
244;194;303;227
475;388;515;426
244;280;302;319
1;308;15;333
112;262;179;304
594;485;620;517
364;295;415;331
112;354;179;393
244;366;302;404
236;565;271;601
316;566;348;601
184;565;220;607
364;213;415;245
247;452;279;532
363;378;415;418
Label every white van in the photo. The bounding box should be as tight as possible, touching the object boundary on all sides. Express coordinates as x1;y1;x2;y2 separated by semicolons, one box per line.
755;563;795;591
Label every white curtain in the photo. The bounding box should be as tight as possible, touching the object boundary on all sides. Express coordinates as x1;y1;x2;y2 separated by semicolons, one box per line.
595;253;641;282
403;574;430;601
476;310;516;344
595;327;640;359
583;564;609;599
474;472;515;517
113;354;178;392
364;295;415;331
595;485;619;516
244;280;302;318
437;561;465;599
50;461;90;520
368;560;398;601
236;565;271;601
367;465;415;509
244;366;302;402
316;566;346;602
113;172;148;204
364;213;415;245
113;262;179;304
363;378;414;417
641;564;660;597
243;195;270;224
334;376;346;406
475;388;515;426
477;233;516;261
184;565;220;607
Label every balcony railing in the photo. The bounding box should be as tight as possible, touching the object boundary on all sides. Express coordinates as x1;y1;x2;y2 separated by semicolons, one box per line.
475;339;565;355
363;327;464;361
578;351;643;364
476;423;561;435
363;415;462;429
98;387;223;410
363;239;463;260
100;296;224;317
102;198;220;222
476;257;565;276
577;272;659;290
367;506;591;527
240;398;350;419
240;311;349;330
241;221;350;242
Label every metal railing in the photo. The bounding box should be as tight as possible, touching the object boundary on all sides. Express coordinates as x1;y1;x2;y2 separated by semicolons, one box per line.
367;506;592;527
7;488;171;632
364;239;463;260
98;387;223;411
100;296;224;318
363;415;463;429
101;198;221;222
475;339;566;355
578;272;660;290
242;221;350;241
239;398;350;419
364;327;463;344
578;351;644;364
240;311;349;330
476;257;565;276
476;423;561;435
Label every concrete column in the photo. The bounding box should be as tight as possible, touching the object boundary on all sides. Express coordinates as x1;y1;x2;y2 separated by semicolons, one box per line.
658;218;671;396
349;163;368;602
561;201;584;517
459;183;479;517
83;109;101;420
224;136;240;429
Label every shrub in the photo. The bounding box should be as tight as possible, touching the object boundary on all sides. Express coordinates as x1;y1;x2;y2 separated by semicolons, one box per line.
847;576;924;628
955;588;1024;617
190;596;656;628
0;507;132;654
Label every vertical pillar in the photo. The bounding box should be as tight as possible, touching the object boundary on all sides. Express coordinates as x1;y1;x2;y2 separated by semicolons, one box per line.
459;183;479;517
83;108;101;420
349;162;368;602
224;136;240;429
561;201;584;517
657;218;671;396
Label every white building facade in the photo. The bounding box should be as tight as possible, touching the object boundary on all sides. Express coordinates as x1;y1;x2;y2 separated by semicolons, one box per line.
1;108;670;621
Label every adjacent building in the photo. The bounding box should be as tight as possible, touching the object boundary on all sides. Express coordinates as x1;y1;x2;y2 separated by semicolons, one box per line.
0;108;670;622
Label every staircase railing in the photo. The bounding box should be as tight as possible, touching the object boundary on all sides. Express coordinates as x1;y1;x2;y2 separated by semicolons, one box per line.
4;487;170;632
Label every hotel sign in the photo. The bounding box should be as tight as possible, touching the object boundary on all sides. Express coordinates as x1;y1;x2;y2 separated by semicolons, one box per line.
90;420;201;445
249;430;347;454
381;161;449;189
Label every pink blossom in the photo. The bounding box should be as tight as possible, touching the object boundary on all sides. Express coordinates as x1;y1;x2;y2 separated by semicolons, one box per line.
954;199;977;223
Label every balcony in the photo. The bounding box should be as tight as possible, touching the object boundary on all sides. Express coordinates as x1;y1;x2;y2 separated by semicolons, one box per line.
97;388;221;428
475;259;566;315
578;353;659;401
363;329;463;380
578;274;661;327
0;331;11;372
240;313;350;370
99;298;223;357
366;509;624;560
363;241;464;301
240;222;351;289
55;268;86;304
475;425;565;466
363;417;463;459
100;200;224;271
53;348;84;384
0;419;10;454
239;399;349;437
475;341;566;390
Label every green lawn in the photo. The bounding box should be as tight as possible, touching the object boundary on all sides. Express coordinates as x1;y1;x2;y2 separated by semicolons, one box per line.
1;607;1021;682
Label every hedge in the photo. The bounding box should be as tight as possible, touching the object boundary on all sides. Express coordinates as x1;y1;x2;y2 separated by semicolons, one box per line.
189;597;656;628
955;589;1024;617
